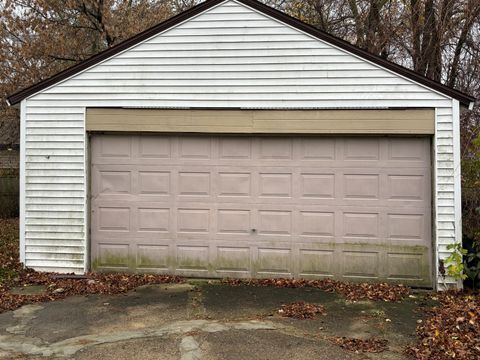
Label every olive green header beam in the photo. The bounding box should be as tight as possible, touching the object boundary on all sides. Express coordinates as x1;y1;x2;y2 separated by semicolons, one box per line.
86;108;435;134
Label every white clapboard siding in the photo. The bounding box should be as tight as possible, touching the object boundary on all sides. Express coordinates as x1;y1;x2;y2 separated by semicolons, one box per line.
22;0;459;288
435;103;461;288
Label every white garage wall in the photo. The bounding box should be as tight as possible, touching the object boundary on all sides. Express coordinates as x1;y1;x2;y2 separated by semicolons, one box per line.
437;100;462;289
20;0;459;288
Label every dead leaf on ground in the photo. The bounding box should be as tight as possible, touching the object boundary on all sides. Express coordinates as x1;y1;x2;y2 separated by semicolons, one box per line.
329;336;388;353
278;301;326;319
406;290;480;360
223;278;410;302
0;271;184;314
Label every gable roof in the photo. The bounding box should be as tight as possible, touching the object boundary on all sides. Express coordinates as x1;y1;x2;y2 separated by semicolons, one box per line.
7;0;475;107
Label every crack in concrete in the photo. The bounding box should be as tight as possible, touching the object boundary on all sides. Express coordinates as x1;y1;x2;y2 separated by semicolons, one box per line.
0;319;279;358
187;286;207;319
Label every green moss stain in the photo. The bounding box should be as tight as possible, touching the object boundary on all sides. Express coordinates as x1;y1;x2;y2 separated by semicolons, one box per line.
176;256;210;271
215;256;249;272
92;254;134;271
137;255;167;269
91;243;432;286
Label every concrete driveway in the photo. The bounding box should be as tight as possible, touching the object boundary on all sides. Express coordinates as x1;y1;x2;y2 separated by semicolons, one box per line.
0;281;428;359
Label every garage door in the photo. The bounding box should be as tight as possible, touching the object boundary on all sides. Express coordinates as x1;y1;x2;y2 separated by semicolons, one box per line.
90;135;432;286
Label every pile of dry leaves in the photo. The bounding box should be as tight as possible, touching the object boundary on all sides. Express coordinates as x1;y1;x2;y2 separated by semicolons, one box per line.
406;291;480;359
329;336;388;353
0;272;184;313
223;278;410;302
278;301;326;319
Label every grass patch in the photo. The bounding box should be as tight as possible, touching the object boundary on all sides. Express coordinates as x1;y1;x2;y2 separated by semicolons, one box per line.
0;218;22;284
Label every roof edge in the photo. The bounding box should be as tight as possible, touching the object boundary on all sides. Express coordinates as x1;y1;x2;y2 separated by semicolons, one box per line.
7;0;226;106
236;0;475;107
7;0;476;107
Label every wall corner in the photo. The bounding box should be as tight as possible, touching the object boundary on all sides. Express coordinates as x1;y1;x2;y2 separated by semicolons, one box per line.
19;100;27;265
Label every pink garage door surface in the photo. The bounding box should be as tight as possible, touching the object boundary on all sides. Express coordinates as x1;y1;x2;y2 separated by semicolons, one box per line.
90;135;432;286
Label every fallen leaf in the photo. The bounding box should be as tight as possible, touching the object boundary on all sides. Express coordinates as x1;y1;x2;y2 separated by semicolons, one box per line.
329;336;388;353
222;278;410;302
406;290;480;360
278;301;326;319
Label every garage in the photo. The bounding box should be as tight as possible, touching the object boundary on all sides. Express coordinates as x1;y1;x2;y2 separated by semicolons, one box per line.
7;0;474;289
90;129;432;286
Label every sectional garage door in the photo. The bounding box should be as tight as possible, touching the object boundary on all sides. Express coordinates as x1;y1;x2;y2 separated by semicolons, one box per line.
90;135;432;286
